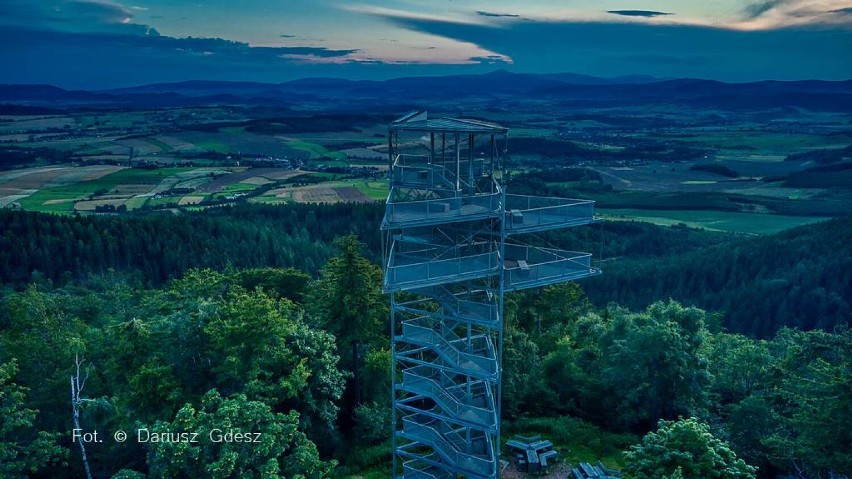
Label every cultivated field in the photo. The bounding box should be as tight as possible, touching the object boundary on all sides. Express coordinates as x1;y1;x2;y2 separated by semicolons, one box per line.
599;208;831;235
1;103;847;232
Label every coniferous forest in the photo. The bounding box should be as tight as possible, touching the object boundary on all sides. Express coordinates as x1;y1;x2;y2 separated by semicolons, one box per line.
0;204;850;479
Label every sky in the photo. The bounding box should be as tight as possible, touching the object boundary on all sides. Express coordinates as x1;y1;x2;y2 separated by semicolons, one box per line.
1;0;850;88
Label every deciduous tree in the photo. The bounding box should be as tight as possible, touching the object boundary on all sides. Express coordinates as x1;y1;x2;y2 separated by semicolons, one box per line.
624;417;756;479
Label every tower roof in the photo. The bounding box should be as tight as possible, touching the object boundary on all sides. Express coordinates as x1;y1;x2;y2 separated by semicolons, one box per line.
390;111;508;134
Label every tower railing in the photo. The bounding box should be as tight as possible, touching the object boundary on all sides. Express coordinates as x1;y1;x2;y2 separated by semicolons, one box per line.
398;368;497;429
382;184;502;230
391;154;487;190
503;244;601;291
396;286;500;327
400;414;496;478
505;195;598;234
384;241;500;292
400;317;498;379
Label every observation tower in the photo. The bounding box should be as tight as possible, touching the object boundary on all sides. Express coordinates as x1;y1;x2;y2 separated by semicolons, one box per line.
382;111;600;479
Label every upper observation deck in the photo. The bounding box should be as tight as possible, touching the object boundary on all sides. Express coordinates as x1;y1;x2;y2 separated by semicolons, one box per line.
381;184;503;230
391;154;488;190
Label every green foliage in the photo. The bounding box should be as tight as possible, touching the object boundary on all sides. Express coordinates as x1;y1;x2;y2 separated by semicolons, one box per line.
3;204;845;339
231;267;310;302
0;200;848;479
539;301;712;431
309;235;386;349
0;286;89;427
352;402;392;444
624;418;756;479
147;390;334;479
708;334;772;403
335;441;392;477
724;395;779;469
361;348;391;404
307;235;387;416
515;282;592;352
0;267;346;477
101;270;346;431
501;314;551;418
0;359;65;478
205;287;346;426
111;470;146;479
763;328;852;476
689;163;740;178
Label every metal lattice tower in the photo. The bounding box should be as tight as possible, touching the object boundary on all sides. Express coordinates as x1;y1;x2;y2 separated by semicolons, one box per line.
382;111;600;479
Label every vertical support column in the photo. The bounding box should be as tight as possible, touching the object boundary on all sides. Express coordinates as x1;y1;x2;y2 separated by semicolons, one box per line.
390;292;398;479
496;184;507;474
468;133;474;194
442;133;446;168
455;133;461;192
490;134;495;183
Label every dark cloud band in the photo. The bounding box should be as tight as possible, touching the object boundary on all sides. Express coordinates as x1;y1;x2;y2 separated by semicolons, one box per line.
476;11;520;18
607;10;673;18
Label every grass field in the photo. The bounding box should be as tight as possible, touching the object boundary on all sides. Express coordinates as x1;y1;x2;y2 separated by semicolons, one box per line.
599;208;831;235
254;177;383;204
283;138;348;161
14;167;195;212
351;180;388;200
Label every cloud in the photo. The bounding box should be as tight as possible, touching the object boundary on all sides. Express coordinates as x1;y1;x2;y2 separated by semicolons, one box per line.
371;12;852;81
476;11;520;18
830;7;852;13
743;0;790;19
65;0;135;23
1;26;358;61
0;0;148;35
469;54;514;65
341;4;490;26
0;1;495;86
735;0;852;29
0;0;362;77
607;10;672;18
0;25;380;88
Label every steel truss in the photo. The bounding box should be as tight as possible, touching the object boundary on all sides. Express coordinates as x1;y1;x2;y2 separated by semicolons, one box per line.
382;111;600;479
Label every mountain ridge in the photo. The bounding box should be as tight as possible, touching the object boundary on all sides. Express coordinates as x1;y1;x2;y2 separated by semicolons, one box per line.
1;71;851;111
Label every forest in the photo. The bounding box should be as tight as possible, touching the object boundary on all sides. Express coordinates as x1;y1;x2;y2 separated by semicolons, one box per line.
0;230;852;478
0;205;852;479
1;204;849;338
0;203;850;479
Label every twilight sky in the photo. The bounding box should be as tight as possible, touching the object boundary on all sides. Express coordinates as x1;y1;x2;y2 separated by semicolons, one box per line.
1;0;851;88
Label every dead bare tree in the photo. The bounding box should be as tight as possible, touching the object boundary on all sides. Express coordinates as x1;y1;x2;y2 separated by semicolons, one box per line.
70;354;94;479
